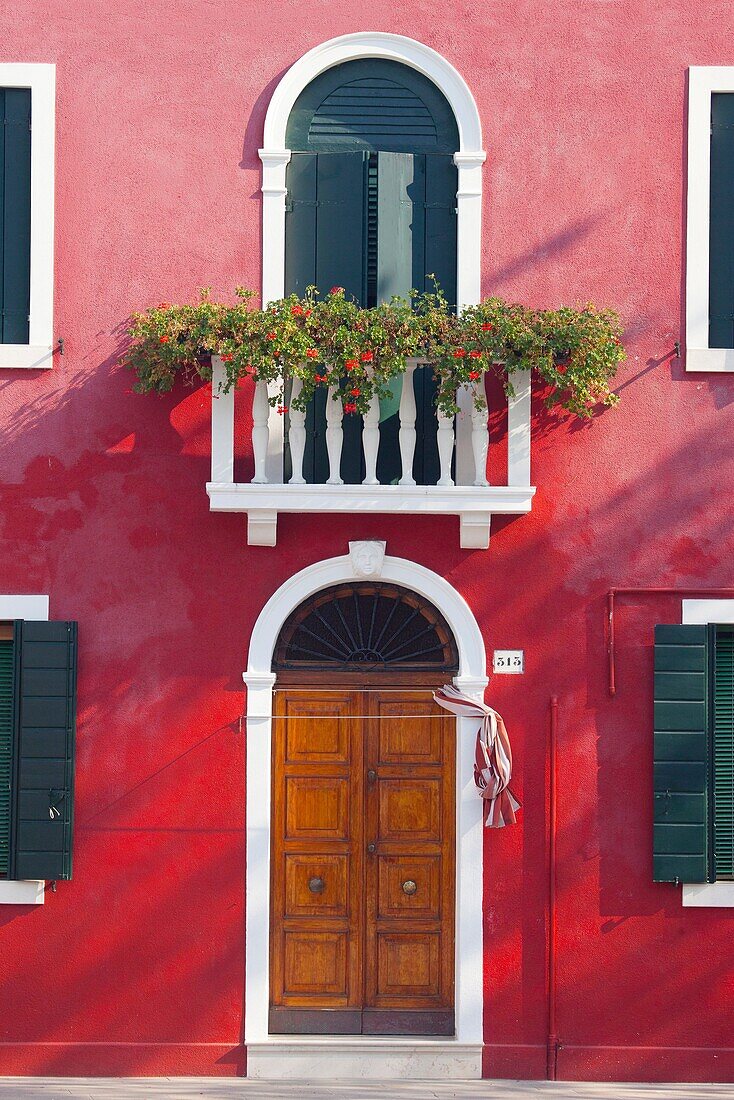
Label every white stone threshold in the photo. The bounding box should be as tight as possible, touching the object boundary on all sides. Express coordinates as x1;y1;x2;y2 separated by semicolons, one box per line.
246;1038;482;1080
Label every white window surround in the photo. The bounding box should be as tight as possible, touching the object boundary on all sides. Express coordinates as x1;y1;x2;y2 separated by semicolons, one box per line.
258;32;486;488
0;594;49;905
0;64;55;370
686;67;734;372
681;599;734;907
243;549;486;1079
207;33;535;548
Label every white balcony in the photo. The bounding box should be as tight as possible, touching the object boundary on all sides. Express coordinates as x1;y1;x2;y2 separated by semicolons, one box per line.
206;357;535;549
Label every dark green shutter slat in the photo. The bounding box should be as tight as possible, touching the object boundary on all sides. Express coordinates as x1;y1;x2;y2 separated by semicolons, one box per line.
653;624;713;883
709;93;734;348
1;88;32;345
714;629;734;879
424;154;458;308
286;60;459;154
0;639;13;873
9;621;77;881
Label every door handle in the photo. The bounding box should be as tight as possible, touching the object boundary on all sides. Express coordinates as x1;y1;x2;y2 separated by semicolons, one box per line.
367;843;376;854
367;769;377;783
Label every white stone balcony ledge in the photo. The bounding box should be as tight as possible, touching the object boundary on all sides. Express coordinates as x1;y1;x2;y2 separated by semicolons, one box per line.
206;357;536;549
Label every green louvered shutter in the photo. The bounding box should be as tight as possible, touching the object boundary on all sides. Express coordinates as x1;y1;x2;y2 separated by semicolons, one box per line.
709;94;734;347
0;637;14;873
713;628;734;879
285;151;368;485
653;624;713;883
9;620;77;881
1;88;32;344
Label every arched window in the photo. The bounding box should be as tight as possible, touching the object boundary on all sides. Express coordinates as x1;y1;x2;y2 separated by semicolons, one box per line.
284;60;460;486
273;581;459;673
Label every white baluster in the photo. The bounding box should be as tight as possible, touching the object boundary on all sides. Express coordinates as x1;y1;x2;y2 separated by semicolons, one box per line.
471;376;489;487
362;394;380;485
398;363;417;486
325;383;344;485
252;379;270;484
288;375;306;484
436;406;455;487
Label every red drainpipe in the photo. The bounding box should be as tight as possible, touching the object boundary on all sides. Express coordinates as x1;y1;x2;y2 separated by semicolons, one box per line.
547;695;559;1081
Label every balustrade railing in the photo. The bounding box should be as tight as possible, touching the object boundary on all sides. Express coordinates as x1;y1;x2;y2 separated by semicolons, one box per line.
207;357;535;549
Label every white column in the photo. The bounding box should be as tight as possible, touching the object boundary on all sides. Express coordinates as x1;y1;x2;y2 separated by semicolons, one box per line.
288;376;306;485
259;149;291;484
243;671;277;1044
437;407;455;487
210;356;234;484
507;368;532;486
325;384;344;485
252;380;270;485
362;394;380;485
454;152;486;485
470;376;489;487
398;362;417;486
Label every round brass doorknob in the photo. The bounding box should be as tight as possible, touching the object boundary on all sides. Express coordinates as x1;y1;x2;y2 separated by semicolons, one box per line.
308;876;325;894
367;769;377;782
402;880;418;895
367;843;376;854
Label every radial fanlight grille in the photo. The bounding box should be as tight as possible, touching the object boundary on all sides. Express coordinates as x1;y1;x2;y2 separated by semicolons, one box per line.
274;583;458;672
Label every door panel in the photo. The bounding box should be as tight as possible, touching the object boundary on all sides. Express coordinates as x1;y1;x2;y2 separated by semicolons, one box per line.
270;687;454;1035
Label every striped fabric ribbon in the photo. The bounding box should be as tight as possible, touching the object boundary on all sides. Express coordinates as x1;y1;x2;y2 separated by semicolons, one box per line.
433;684;521;828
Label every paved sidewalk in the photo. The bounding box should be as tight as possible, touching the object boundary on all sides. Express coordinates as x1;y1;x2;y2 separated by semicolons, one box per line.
0;1080;732;1100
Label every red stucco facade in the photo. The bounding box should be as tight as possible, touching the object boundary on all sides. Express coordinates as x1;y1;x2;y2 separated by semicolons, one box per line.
1;2;733;1083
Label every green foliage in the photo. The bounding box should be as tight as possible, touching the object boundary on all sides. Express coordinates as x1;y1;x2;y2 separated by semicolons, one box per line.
123;287;625;419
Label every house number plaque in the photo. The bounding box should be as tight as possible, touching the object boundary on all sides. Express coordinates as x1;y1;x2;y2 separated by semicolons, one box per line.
493;650;524;674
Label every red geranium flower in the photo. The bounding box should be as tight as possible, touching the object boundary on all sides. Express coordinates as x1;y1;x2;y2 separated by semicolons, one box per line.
220;353;234;362
305;309;312;317
469;350;482;359
469;370;481;381
159;335;170;344
556;364;568;375
277;404;288;415
360;351;373;362
306;348;319;359
453;348;466;359
345;359;359;371
158;302;170;309
481;322;493;331
291;305;304;316
330;286;344;295
350;387;360;397
266;332;277;340
314;373;328;382
344;402;357;414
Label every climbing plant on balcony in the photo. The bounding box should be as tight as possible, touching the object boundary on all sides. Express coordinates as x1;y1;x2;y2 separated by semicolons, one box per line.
123;286;625;419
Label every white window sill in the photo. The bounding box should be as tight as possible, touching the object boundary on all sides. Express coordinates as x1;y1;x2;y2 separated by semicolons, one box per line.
682;882;734;907
685;347;734;372
0;880;45;905
0;345;55;369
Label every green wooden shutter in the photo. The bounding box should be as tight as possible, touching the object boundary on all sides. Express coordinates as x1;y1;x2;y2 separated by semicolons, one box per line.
1;88;32;345
285;152;368;485
0;638;13;873
709;93;734;348
653;624;713;883
713;628;734;879
9;621;77;881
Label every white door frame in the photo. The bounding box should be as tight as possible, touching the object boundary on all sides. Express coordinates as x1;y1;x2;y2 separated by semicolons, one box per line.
258;32;487;486
243;551;488;1077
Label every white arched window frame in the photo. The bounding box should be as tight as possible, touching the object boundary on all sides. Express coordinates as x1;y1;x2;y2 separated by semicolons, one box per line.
258;33;487;486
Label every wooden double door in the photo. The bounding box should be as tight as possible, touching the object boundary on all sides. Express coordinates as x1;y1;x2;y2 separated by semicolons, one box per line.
269;685;456;1035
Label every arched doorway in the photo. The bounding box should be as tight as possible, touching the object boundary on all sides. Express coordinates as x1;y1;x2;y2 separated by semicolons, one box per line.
269;583;459;1035
243;549;486;1078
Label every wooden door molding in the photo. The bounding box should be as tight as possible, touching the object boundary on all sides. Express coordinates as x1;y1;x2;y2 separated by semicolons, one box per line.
269;684;455;1036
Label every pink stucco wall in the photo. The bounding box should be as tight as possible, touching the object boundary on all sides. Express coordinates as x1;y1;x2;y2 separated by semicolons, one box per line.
1;1;734;1081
